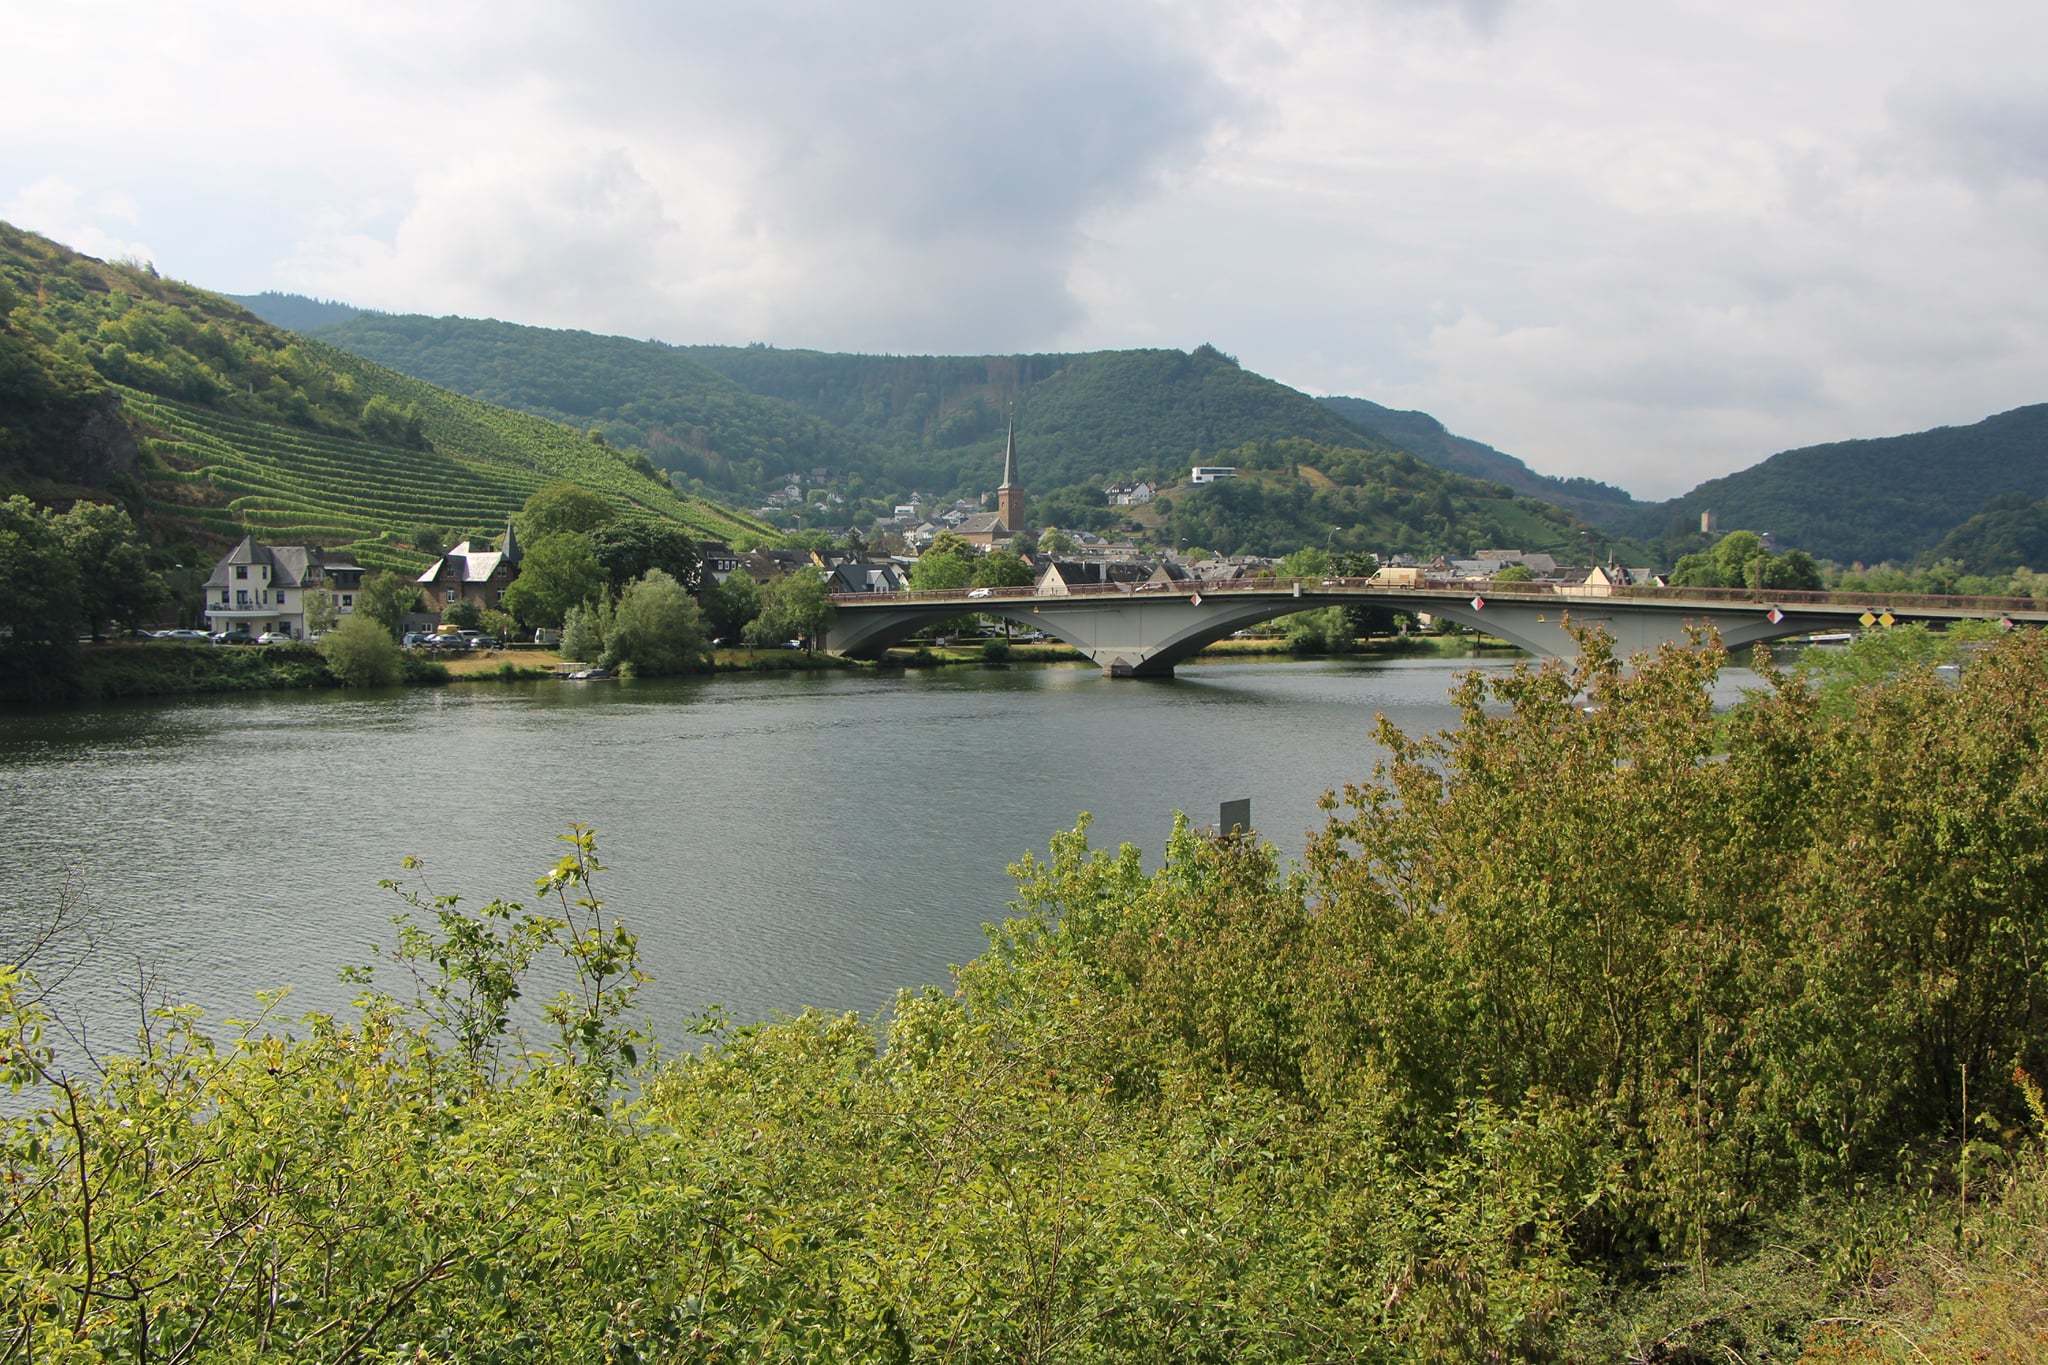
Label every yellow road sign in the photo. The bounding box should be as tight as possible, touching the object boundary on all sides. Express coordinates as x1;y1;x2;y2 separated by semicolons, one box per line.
1859;611;1877;627
1878;611;1896;628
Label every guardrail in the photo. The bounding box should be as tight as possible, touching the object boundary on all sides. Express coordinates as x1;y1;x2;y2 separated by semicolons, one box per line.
829;577;2047;615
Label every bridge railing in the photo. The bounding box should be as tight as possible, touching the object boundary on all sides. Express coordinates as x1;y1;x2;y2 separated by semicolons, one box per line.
830;576;2045;615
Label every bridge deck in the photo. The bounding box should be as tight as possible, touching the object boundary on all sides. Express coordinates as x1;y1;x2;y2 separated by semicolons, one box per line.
830;576;2048;622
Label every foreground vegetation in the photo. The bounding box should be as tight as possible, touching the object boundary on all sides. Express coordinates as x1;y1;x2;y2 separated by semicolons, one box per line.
5;629;2047;1358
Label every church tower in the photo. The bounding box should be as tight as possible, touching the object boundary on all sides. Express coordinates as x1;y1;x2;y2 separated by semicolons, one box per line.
996;410;1025;531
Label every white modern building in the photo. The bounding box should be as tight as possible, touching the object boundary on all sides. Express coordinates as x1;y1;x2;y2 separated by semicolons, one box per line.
201;536;365;639
1189;466;1239;485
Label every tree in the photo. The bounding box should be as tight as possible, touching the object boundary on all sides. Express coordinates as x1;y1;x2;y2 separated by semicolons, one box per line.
603;570;706;676
304;588;340;636
1710;530;1765;586
1040;529;1076;557
910;541;975;592
499;532;605;629
519;483;615;542
479;607;517;641
55;501;165;637
971;551;1034;590
411;525;449;557
1750;549;1822;591
355;570;423;638
560;597;614;663
589;521;700;595
441;597;482;630
702;573;760;643
1276;547;1332;579
744;571;835;648
1493;564;1535;583
0;494;82;698
318;612;403;686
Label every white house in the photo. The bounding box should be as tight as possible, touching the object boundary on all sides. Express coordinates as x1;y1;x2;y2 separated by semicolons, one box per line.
201;536;365;639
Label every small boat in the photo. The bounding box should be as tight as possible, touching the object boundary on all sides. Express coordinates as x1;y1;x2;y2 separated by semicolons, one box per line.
565;667;615;681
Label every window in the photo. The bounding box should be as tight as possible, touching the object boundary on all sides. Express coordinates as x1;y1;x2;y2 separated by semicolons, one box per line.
276;593;287;605
235;566;248;579
342;594;353;606
219;591;229;604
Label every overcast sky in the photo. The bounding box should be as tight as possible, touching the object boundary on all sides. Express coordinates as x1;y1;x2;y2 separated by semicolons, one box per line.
6;0;2044;498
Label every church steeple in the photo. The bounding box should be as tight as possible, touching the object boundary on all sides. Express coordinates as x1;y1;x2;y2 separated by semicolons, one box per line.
501;514;522;565
996;407;1025;531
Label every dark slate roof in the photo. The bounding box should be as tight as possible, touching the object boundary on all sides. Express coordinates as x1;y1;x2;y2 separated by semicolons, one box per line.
204;537;364;589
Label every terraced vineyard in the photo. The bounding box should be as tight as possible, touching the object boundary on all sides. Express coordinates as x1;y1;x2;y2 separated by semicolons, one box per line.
124;386;766;570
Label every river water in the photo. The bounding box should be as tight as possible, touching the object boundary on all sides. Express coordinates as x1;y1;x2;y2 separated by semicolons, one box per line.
0;657;1760;1052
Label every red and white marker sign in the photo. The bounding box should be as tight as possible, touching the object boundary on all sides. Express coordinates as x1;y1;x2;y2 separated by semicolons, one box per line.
2002;616;2017;631
1469;595;1486;611
1189;592;1202;606
1766;607;1784;624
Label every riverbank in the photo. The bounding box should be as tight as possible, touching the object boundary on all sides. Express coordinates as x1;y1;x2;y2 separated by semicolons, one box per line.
10;632;1509;706
49;641;452;702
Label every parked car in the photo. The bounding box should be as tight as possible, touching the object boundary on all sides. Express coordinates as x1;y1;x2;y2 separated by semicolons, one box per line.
156;628;210;641
469;635;501;649
966;586;993;599
403;631;433;647
210;630;256;645
257;631;295;645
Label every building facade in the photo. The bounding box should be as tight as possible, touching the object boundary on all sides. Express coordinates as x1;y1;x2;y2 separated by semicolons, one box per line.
416;518;523;611
201;536;365;638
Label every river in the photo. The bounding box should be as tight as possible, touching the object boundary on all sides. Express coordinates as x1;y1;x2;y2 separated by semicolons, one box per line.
0;656;1761;1053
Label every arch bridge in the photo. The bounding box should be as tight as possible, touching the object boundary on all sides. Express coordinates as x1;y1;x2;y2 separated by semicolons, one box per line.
824;577;2048;678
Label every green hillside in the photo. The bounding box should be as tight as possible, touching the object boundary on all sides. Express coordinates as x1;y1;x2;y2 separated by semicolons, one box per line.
303;312;883;502
265;299;1633;559
679;340;1390;493
0;224;767;569
1318;394;1640;524
1631;405;2048;565
1926;492;2048;573
1159;436;1591;557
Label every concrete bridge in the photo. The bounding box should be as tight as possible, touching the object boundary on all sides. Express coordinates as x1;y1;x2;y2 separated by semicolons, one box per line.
825;577;2048;678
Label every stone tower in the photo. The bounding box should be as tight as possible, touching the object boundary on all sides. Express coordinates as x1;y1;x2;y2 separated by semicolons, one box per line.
996;410;1025;531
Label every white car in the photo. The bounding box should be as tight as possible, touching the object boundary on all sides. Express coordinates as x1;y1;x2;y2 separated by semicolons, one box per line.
257;632;295;645
966;587;993;599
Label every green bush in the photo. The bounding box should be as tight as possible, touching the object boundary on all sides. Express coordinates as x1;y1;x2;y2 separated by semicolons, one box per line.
602;570;705;677
318;612;403;686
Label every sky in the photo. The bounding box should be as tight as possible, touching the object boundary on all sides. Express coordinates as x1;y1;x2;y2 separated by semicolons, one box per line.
5;0;2044;499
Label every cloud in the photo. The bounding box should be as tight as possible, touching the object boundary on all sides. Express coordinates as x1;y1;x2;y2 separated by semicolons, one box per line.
7;0;2047;499
3;176;156;266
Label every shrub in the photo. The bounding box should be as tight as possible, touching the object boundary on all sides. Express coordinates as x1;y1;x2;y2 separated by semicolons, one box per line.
318;612;403;686
603;570;705;677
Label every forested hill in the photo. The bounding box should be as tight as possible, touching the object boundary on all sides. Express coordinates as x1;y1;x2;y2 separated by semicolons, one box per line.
304;313;886;500
676;341;1393;493
1318;394;1640;525
1153;436;1591;558
1927;492;2048;573
271;299;1639;555
1630;404;2048;565
0;224;766;572
223;291;367;333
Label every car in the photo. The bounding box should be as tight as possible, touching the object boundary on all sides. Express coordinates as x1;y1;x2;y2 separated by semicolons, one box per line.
966;586;993;599
155;628;210;641
403;631;433;647
468;635;501;649
210;631;256;645
257;632;295;645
